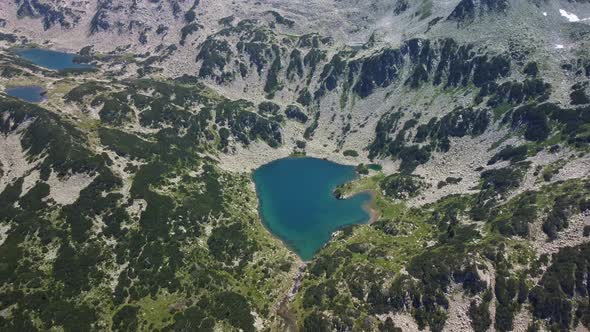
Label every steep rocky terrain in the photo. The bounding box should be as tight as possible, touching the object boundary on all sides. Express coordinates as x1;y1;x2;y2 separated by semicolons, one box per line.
0;0;590;331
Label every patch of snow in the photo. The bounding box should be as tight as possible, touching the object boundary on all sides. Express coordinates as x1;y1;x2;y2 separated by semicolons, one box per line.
543;12;547;17
559;9;590;22
560;9;580;22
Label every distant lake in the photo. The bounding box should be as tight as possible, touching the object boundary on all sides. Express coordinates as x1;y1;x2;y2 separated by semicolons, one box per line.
15;48;94;71
5;86;46;103
253;157;371;260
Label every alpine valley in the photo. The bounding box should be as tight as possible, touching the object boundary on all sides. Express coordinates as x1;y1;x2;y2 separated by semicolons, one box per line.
1;0;590;331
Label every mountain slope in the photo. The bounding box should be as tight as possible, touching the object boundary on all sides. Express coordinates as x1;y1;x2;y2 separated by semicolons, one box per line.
0;0;589;331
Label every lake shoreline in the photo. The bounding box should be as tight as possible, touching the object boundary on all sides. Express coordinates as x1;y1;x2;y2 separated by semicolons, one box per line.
361;189;380;224
250;171;304;261
5;85;47;103
13;47;95;71
252;157;374;262
339;188;379;223
338;185;381;224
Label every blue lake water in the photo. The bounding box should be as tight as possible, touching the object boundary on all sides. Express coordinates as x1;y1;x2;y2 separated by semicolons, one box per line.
5;86;46;103
15;48;94;71
253;157;371;260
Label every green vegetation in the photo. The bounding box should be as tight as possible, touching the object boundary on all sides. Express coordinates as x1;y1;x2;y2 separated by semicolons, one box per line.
197;38;233;81
540;158;567;182
63;81;108;103
356;163;369;175
266;10;295;27
0;85;295;331
296;171;590;331
303;49;327;80
2;12;590;332
417;0;433;20
297;88;312;106
68;78;285;150
216;99;282;147
488;145;528;165
295;177;481;331
529;243;590;330
504;102;590;150
343;149;359;157
370;108;489;173
264;45;283;96
523;62;538;77
303;111;320;139
509;104;550;141
480;79;551;108
258;101;281;116
93;92;135;125
99;127;156;160
380;173;426;200
469;291;493;332
180;22;203;46
287;49;304;79
285;105;308;123
570;82;590;105
437;176;462;189
542;189;588;240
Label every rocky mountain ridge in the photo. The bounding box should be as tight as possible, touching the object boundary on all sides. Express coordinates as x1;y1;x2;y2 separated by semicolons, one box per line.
0;0;589;331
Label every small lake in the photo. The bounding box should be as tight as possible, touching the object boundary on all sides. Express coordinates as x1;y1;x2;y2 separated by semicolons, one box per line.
253;157;371;260
5;86;46;103
15;48;94;71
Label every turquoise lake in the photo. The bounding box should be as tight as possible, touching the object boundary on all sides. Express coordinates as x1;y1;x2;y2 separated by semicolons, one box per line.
15;48;94;71
5;86;46;103
253;157;371;260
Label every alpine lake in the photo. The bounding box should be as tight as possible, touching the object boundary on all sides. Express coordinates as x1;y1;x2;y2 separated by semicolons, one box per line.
5;85;46;103
15;48;94;71
12;48;372;261
253;157;372;261
6;48;95;102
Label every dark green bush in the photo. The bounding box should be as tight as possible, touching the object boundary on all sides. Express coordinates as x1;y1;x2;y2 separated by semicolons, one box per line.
510;104;550;141
523;62;538;77
343;149;359;157
285;105;308;123
468;298;492;332
380;173;424;199
112;305;140;332
488;145;528;165
570;89;590;105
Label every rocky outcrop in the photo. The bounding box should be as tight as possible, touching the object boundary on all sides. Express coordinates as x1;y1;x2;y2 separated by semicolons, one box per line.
447;0;509;24
16;0;74;30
